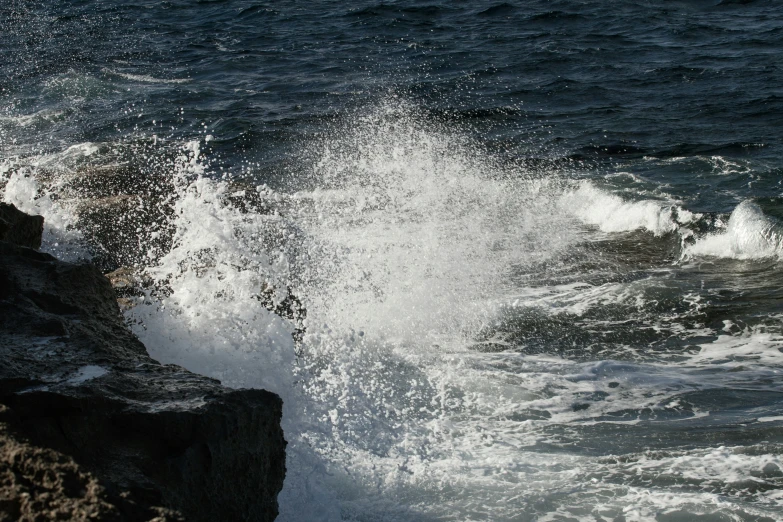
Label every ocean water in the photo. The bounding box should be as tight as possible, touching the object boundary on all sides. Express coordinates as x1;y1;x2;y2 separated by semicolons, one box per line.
3;1;783;520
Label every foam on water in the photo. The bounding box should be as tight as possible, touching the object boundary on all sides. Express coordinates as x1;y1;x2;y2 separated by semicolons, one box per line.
0;109;68;129
559;181;692;237
687;200;783;260
290;101;577;343
275;105;783;519
103;69;192;84
126;140;298;393
4;100;783;521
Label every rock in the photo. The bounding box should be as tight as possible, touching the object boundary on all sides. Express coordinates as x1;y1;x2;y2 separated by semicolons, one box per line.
105;266;141;293
105;266;153;312
0;217;286;520
0;404;183;521
258;283;307;344
75;195;175;273
0;203;44;249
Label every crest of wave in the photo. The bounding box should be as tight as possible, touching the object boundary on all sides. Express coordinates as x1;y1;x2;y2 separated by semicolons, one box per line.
106;102;582;520
687;200;783;260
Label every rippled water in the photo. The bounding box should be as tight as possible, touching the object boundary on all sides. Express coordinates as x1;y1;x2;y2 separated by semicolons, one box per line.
2;1;783;520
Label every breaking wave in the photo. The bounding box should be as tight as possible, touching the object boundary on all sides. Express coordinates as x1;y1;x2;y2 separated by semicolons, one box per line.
4;100;783;521
687;200;783;260
560;181;694;237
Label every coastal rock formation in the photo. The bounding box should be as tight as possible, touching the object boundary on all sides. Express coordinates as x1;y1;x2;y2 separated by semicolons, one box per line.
0;403;183;521
0;209;286;521
0;203;44;250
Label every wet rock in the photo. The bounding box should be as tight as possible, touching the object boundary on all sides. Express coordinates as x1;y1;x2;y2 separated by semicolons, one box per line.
0;202;44;249
105;266;140;293
75;194;174;273
258;282;307;343
0;405;182;521
0;214;286;520
105;266;153;311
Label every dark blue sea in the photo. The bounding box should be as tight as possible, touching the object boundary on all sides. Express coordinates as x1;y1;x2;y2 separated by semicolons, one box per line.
3;1;783;520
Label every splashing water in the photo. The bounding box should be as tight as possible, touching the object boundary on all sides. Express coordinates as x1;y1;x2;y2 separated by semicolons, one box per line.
687;200;783;260
4;100;783;522
292;102;578;343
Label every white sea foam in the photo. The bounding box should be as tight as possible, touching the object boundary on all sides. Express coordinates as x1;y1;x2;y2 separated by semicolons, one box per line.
272;105;782;519
617;446;783;500
2;164;89;262
687;200;783;260
0;109;67;128
0;142;109;261
114;109;783;520
127;141;297;394
290;102;576;344
689;329;783;367
559;181;682;236
104;69;191;84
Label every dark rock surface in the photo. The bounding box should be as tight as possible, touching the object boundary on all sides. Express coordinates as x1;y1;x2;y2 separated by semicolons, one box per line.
0;203;44;250
0;404;183;521
0;212;286;520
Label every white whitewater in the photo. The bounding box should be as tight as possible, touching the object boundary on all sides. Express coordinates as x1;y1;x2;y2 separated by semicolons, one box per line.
3;101;782;521
687;200;783;260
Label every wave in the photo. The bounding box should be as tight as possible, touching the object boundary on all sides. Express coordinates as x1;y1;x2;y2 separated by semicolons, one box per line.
569;141;767;161
103;69;191;84
477;3;515;17
686;200;783;259
345;4;450;18
649;142;768;158
237;5;279;18
288;101;582;343
524;10;583;22
1;143;105;263
569;143;649;160
0;109;68;128
559;181;693;236
128;147;298;394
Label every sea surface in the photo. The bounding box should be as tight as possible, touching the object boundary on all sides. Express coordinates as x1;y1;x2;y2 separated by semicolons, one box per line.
3;1;783;520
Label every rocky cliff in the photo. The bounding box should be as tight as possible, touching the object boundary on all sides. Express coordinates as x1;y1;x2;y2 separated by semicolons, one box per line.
0;203;286;521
